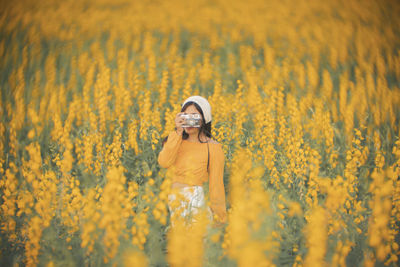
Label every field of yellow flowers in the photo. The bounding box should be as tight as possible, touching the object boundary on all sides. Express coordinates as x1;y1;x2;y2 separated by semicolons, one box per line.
1;0;400;266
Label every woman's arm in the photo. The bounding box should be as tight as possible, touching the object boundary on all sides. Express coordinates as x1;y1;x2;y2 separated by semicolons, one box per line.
157;130;182;168
208;143;227;224
158;113;185;168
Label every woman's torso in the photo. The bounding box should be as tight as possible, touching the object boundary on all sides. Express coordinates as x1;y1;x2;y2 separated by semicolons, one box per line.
169;139;211;187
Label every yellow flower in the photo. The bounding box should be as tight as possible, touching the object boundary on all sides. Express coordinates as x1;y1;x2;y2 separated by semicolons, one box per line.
288;202;302;216
27;129;35;139
123;249;148;267
210;233;221;243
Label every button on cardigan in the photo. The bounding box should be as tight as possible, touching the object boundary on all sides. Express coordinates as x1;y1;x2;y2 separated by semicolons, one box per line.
158;131;227;223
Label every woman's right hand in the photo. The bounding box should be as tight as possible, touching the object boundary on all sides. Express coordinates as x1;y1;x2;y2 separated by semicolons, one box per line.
175;112;184;135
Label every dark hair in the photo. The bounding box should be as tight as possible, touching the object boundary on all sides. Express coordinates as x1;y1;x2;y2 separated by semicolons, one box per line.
181;101;212;142
162;102;212;146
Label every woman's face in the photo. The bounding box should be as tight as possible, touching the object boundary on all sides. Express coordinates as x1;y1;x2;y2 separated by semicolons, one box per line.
182;104;202;135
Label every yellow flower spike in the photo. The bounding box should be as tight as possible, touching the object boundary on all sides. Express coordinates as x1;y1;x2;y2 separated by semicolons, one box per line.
153;209;161;220
210;232;221;243
288;202;302;217
158;216;166;225
143;228;150;235
27;129;35;139
131;226;137;236
271;231;279;238
123;249;148;267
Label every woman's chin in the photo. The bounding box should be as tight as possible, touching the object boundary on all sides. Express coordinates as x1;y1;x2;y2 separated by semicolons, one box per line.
184;127;197;134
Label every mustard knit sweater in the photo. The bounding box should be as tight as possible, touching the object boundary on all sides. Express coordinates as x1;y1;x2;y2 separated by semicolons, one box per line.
158;131;227;223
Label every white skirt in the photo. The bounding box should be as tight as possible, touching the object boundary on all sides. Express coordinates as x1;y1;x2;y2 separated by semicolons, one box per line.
167;185;213;225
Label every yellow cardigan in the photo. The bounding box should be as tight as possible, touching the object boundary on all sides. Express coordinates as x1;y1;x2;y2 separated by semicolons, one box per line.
158;130;227;223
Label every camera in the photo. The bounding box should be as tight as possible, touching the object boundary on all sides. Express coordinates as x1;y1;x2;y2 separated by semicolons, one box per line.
180;113;201;127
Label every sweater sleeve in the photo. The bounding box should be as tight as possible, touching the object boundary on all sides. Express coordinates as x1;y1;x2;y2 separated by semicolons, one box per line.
208;144;227;224
158;131;182;168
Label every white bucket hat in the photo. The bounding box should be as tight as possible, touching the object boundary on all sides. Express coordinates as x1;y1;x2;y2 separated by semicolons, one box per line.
182;96;212;124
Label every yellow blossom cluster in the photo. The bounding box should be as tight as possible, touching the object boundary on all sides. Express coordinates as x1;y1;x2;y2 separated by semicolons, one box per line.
152;175;171;226
132;212;149;250
304;206;328;267
367;169;399;265
167;208;210;267
0;163;20;240
99;166;130;261
223;149;276;266
81;187;101;254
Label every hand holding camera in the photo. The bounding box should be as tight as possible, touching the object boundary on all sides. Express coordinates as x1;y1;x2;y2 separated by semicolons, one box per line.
175;112;202;135
175;112;185;135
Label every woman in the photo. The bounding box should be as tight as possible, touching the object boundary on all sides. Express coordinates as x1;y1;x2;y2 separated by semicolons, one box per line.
158;96;227;227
